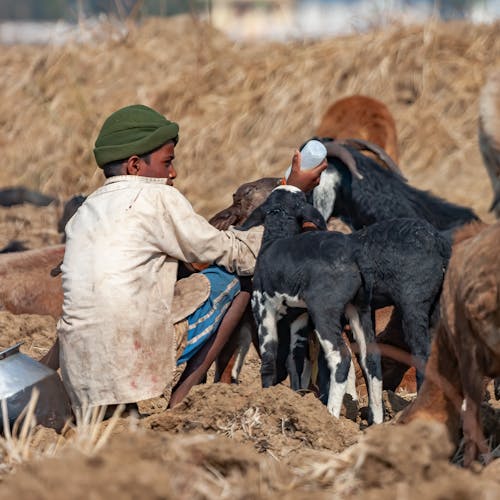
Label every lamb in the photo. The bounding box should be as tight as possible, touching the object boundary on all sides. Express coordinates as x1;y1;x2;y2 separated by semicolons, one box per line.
399;221;500;466
240;186;451;422
316;95;400;163
479;70;500;218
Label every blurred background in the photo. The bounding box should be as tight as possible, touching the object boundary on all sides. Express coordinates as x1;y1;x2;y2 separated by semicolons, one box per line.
1;0;500;43
0;0;498;227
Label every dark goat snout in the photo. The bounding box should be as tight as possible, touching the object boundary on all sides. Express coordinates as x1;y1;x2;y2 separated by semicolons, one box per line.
209;177;281;230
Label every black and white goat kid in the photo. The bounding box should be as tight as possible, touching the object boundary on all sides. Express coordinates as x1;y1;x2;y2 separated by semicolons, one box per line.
240;186;451;424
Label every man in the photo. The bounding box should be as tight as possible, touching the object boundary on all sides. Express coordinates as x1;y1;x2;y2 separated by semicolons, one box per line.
45;104;326;411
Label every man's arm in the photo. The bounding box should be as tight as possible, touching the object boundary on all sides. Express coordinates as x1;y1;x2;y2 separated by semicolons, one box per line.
156;149;324;273
156;189;263;276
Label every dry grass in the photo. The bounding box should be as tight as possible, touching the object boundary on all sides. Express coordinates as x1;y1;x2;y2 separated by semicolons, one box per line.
0;16;499;220
0;393;127;474
0;389;41;469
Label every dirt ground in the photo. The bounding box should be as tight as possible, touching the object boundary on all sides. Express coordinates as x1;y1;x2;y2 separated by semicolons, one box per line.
0;296;499;498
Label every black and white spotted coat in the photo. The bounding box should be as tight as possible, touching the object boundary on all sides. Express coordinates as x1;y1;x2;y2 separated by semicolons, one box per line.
240;185;451;424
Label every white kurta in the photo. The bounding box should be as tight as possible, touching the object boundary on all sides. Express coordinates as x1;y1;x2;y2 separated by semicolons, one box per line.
58;175;262;408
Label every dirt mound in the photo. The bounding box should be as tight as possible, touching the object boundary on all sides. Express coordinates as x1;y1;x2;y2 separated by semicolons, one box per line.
0;431;283;499
0;420;497;499
297;420;500;499
144;383;360;460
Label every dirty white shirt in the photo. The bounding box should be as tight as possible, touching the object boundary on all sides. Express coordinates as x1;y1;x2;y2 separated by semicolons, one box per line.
57;175;263;408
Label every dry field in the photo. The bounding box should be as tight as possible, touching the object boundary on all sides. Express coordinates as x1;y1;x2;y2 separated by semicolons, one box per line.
0;14;499;499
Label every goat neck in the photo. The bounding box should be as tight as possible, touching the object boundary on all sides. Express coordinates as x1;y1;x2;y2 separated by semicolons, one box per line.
261;210;302;250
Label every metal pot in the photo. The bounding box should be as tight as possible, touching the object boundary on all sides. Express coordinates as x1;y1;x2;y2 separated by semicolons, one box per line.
0;342;72;433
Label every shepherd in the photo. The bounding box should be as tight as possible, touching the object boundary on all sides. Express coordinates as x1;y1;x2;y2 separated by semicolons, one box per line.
41;104;326;413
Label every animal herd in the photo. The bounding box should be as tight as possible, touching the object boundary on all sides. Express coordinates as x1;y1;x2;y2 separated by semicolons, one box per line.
1;71;499;467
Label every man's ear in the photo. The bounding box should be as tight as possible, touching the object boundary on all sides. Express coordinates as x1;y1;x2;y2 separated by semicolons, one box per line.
300;203;327;231
126;155;141;175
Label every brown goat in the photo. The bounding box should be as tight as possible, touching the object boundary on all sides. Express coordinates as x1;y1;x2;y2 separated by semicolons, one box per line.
479;70;500;218
316;95;399;164
399;221;500;466
0;245;65;319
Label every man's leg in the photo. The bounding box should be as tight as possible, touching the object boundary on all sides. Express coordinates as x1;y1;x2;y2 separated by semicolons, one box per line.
168;289;250;408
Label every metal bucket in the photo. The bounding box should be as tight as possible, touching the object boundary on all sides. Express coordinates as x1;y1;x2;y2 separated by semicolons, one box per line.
0;342;72;433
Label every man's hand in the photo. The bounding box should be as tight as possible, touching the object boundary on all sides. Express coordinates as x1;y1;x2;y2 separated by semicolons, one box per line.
286;149;328;192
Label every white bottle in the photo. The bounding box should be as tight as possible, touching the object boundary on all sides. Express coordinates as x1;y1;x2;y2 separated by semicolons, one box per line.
284;139;327;180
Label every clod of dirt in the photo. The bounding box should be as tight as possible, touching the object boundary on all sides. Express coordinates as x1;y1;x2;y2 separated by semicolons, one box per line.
327;420;500;499
144;383;361;459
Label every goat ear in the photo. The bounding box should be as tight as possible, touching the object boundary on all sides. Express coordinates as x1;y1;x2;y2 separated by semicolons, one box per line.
300;203;327;231
236;205;265;230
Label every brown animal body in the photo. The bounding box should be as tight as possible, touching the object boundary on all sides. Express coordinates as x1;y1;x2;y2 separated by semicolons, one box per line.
399;221;500;466
0;245;65;319
316;95;399;163
479;70;500;218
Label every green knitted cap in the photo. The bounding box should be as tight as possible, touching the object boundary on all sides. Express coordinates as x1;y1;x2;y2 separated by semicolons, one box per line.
93;104;179;167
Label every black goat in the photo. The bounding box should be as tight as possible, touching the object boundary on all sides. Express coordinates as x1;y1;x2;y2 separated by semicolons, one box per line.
0;187;56;207
240;186;451;423
58;194;87;242
311;140;478;234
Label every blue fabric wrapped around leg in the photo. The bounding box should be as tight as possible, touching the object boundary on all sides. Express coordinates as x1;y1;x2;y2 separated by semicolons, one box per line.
177;266;240;365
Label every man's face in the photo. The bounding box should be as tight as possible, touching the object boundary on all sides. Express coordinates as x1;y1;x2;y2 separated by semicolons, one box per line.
136;142;177;185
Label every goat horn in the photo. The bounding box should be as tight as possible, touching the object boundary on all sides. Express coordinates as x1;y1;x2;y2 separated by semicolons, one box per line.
324;141;363;180
340;138;407;181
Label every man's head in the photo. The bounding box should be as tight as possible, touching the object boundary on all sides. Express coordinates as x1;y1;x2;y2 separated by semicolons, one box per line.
94;104;179;184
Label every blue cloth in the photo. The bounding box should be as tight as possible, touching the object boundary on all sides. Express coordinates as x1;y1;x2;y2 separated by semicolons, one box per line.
177;265;240;365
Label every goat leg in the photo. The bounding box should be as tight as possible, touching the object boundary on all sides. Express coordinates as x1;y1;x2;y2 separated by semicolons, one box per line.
345;304;384;424
311;311;351;418
214;309;253;383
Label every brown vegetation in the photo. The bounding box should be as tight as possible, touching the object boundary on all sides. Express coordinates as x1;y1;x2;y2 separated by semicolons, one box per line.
0;17;498;222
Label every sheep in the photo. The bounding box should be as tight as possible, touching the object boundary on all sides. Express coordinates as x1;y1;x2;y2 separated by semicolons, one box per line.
0;245;65;319
0;196;84;318
240;186;451;422
316;95;400;164
479;70;500;218
399;221;500;466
